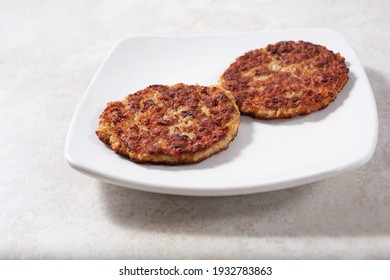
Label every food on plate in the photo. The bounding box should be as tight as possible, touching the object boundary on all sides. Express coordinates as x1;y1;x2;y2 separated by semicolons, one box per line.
96;83;240;164
219;41;349;119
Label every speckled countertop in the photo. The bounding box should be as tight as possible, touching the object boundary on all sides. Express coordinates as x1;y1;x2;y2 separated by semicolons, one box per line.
1;0;389;259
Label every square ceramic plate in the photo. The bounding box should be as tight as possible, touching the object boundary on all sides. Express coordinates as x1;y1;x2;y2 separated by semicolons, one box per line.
65;28;378;196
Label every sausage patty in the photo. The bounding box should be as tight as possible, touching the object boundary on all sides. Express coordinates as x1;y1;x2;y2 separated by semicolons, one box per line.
220;41;349;119
96;83;240;164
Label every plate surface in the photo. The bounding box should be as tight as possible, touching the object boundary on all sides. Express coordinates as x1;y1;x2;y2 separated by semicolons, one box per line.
65;28;378;196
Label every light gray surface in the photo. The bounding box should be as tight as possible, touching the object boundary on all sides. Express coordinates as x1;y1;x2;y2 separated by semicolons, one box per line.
1;0;389;259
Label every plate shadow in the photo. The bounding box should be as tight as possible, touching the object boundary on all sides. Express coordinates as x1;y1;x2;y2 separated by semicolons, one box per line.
98;166;390;238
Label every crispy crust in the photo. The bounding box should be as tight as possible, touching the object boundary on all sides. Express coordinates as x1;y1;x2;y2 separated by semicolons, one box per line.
220;41;349;119
96;84;240;164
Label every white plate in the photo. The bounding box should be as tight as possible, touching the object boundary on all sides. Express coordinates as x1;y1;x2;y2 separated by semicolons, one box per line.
65;28;378;196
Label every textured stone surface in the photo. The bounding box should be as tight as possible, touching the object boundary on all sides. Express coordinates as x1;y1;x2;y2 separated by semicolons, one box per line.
1;0;389;259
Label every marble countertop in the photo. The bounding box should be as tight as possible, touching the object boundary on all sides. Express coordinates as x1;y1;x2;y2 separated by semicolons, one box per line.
1;0;389;259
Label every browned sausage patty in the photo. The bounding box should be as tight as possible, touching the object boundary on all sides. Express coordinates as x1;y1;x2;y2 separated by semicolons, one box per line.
220;41;349;119
96;84;240;164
